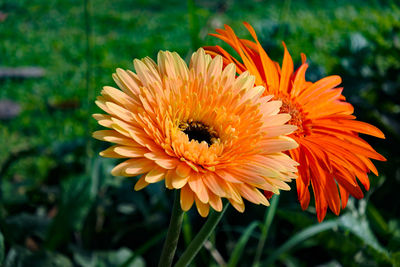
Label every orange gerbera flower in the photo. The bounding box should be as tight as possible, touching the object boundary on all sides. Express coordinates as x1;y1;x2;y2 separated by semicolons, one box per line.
205;23;386;221
93;48;299;217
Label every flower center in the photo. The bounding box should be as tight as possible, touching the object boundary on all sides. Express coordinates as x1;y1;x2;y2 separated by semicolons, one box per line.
277;96;310;137
180;121;219;146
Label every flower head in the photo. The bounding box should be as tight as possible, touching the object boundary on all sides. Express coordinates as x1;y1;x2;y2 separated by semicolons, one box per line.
205;23;386;221
93;48;298;217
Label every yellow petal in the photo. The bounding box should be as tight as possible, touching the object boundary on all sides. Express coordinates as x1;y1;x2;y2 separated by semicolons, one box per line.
195;196;210;217
180;185;194;211
261;136;298;153
93;130;135;146
164;170;174;189
229;198;245;213
236;184;269;206
124;159;156;176
93;114;113;128
111;158;154;176
114;146;148;158
168;170;188;189
208;193;223;212
145;167;165;183
134;176;149;191
99;146;127;158
176;162;192;178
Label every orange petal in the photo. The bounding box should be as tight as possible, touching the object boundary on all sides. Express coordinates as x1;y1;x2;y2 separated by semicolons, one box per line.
202;173;228;198
188;173;209;204
279;42;294;94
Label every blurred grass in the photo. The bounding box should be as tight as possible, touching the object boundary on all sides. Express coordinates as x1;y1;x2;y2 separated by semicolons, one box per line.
1;0;400;266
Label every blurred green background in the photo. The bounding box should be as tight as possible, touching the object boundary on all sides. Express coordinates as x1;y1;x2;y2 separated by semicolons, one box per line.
1;0;399;266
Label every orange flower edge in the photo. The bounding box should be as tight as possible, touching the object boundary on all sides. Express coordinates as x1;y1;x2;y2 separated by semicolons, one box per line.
93;48;299;217
205;23;386;222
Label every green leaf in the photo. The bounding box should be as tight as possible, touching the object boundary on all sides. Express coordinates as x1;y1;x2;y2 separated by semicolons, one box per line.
3;246;73;267
44;175;94;250
4;213;50;243
263;220;339;266
74;248;146;267
89;156;112;198
392;251;400;267
120;230;166;267
367;204;390;235
264;211;391;265
338;213;390;259
228;221;259;267
97;248;144;267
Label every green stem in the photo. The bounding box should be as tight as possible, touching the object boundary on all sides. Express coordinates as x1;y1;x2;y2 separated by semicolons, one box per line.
158;191;185;267
174;203;229;267
253;194;279;267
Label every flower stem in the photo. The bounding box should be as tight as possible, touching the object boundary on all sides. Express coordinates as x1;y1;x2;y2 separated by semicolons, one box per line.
174;203;229;267
158;191;185;267
252;194;280;267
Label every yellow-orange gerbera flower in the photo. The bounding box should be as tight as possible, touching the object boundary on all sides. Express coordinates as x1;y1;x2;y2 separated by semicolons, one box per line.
93;48;299;217
205;23;386;222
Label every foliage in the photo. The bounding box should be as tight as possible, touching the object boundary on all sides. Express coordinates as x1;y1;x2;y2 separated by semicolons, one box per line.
1;0;399;266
